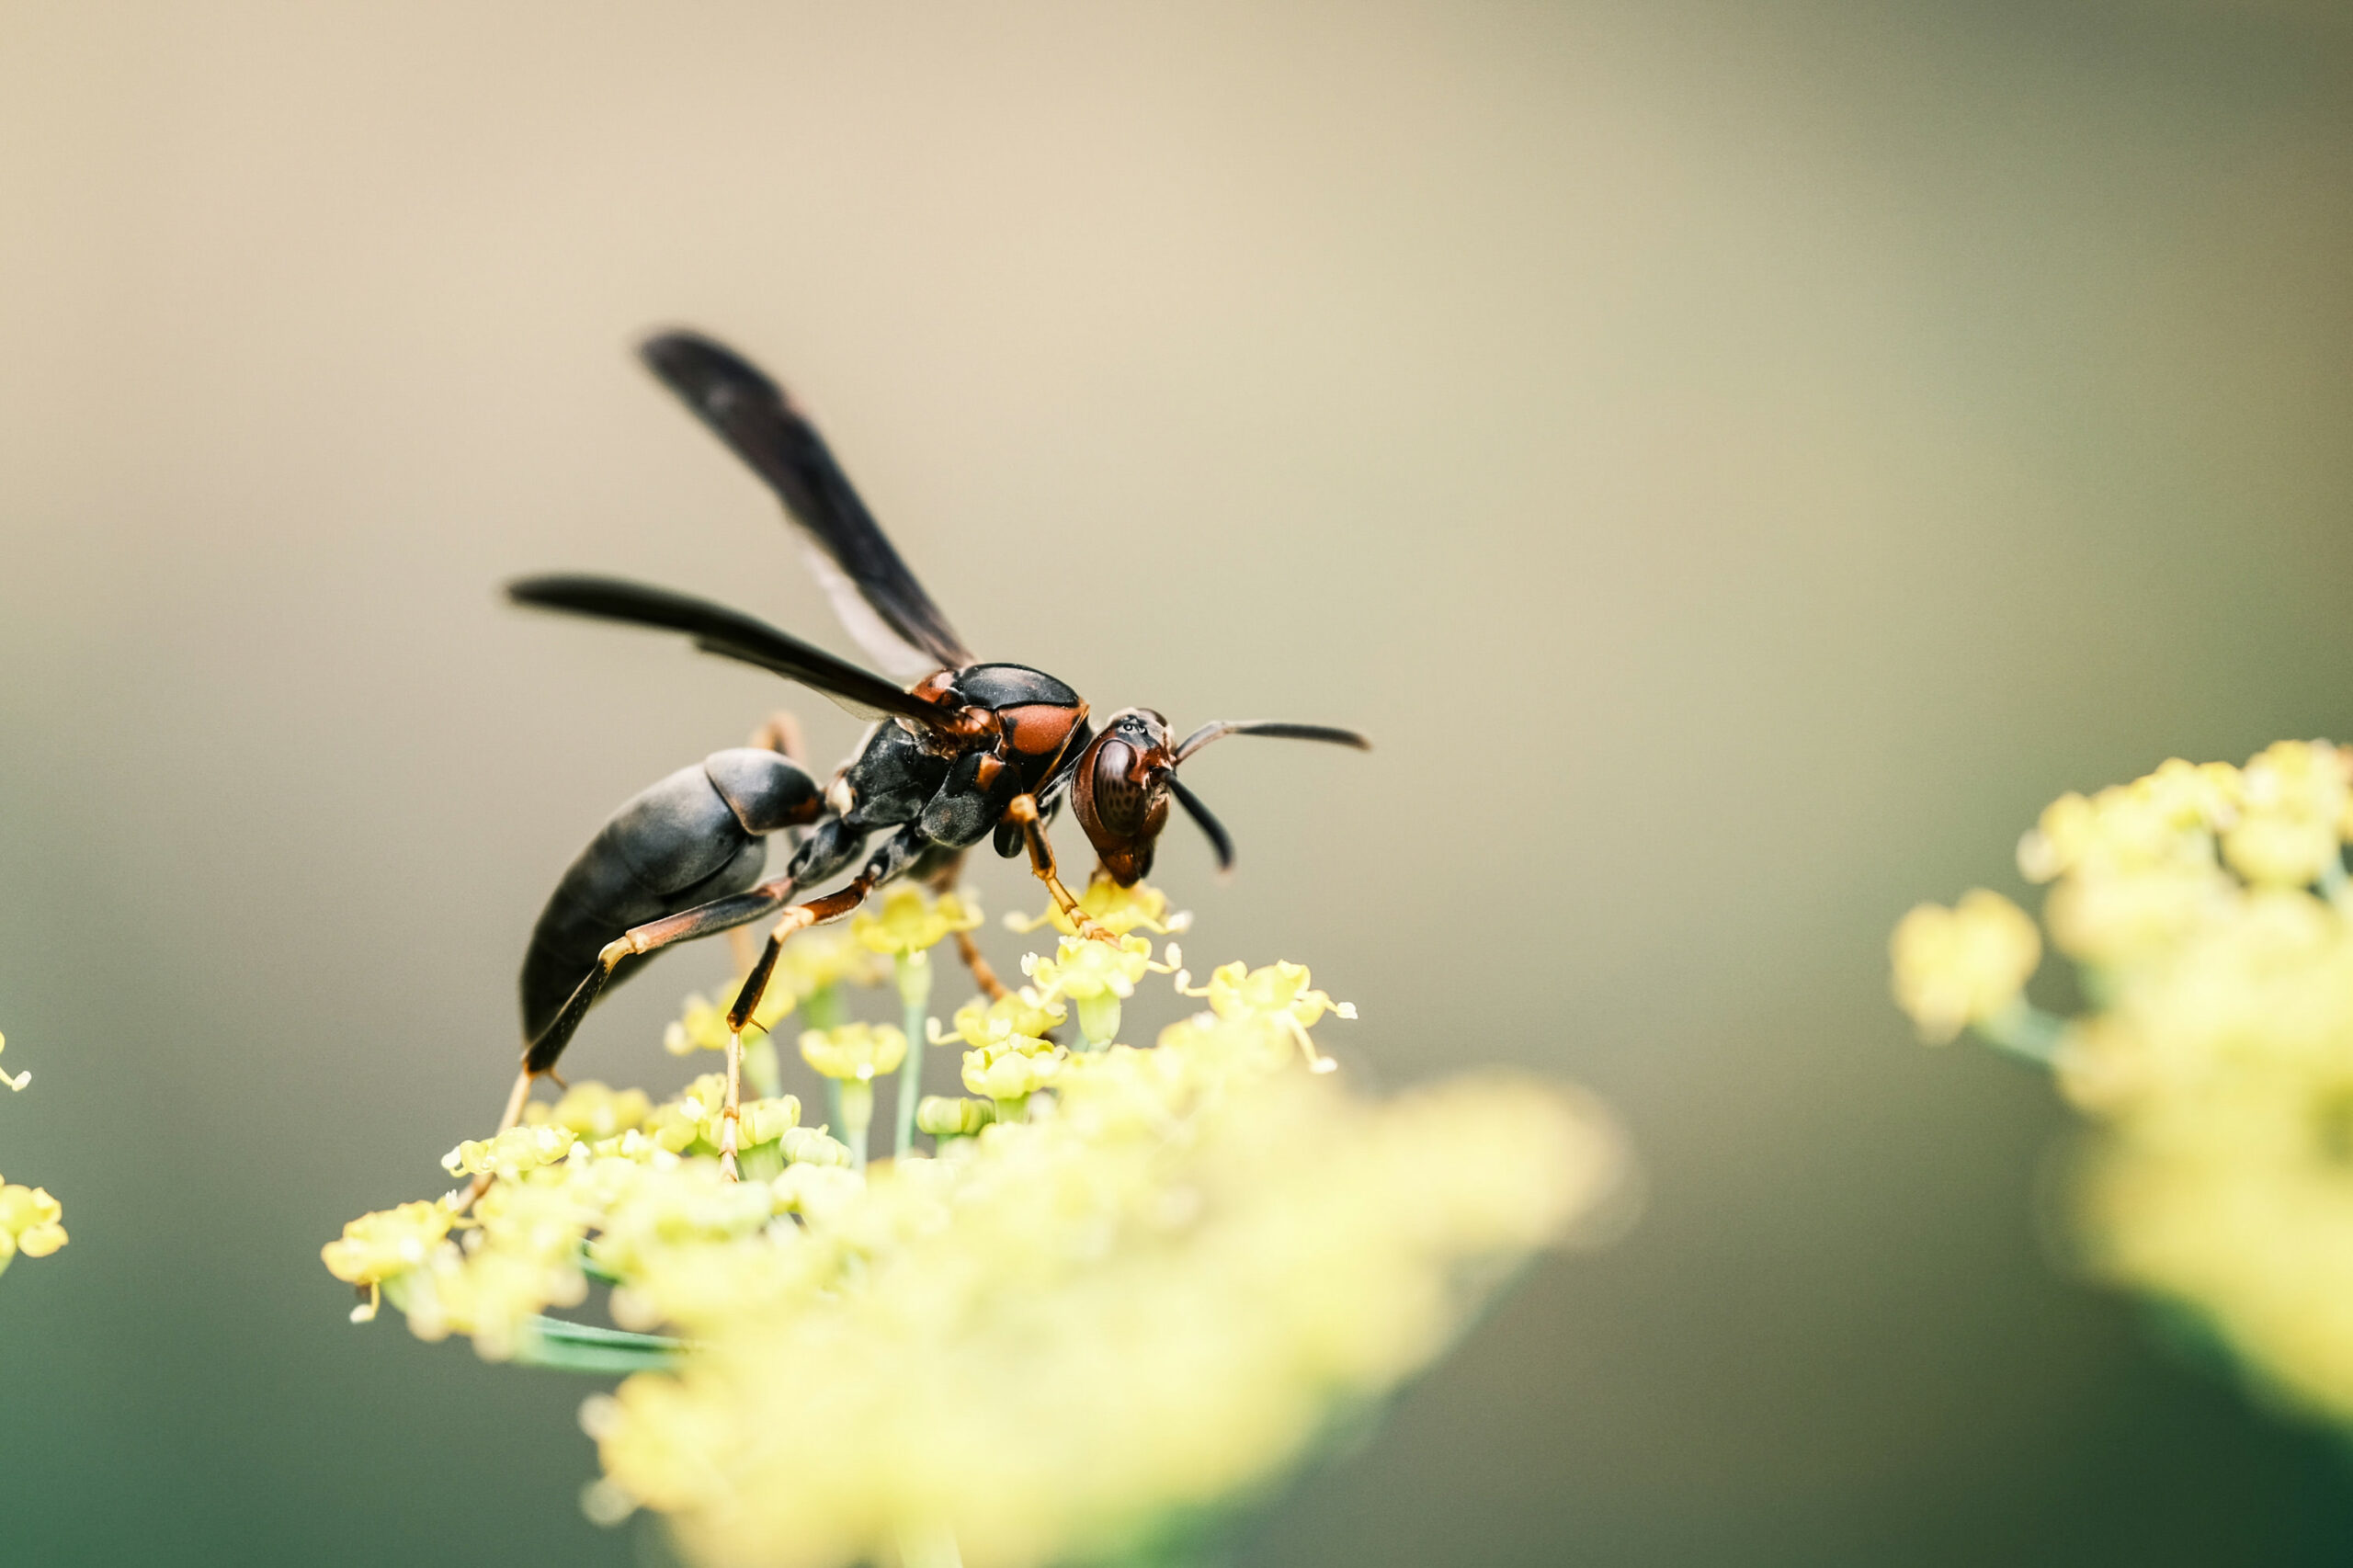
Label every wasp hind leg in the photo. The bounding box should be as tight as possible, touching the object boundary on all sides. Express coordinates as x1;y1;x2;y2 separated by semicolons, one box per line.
462;877;801;1208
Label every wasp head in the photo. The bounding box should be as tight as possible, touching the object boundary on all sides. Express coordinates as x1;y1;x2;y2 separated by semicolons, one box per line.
1070;708;1176;885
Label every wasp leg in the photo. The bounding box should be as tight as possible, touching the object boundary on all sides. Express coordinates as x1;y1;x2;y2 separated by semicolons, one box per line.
912;847;1007;1000
749;709;807;762
717;824;929;1175
729;710;812;975
1003;794;1115;942
523;877;799;1078
451;1067;544;1212
953;929;1009;1002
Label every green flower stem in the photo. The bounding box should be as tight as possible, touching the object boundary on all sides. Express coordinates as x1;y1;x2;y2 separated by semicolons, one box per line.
842;1079;873;1170
1076;991;1120;1051
802;983;847;1030
808;983;852;1154
1978;999;2067;1067
744;1033;782;1099
514;1316;687;1375
893;950;934;1158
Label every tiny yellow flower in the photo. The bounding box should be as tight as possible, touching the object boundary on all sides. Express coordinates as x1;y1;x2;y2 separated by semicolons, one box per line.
962;1036;1065;1102
322;1199;453;1287
1889;890;2042;1044
0;1029;26;1092
916;1096;995;1139
776;926;891;1000
528;1081;654;1140
942;990;1067;1049
1197;960;1353;1030
665;978;796;1057
779;1126;852;1167
800;1022;908;1083
442;1123;579;1180
1029;934;1155;1003
854;885;983;958
1028;934;1167;1047
1009;873;1190;938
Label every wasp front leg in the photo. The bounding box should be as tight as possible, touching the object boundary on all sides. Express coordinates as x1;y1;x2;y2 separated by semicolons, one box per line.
1004;794;1116;943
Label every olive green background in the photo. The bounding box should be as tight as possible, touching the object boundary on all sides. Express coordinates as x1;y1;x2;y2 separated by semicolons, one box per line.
5;2;2353;1563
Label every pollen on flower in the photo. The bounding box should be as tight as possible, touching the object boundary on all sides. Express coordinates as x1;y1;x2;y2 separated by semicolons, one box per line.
325;875;1627;1563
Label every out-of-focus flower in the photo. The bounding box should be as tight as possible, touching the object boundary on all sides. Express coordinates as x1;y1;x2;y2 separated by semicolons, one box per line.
527;1080;654;1140
800;1023;907;1084
327;878;1628;1563
1899;741;2353;1426
589;1017;1620;1568
853;885;982;959
777;926;890;1005
665;980;798;1057
915;1096;995;1139
1889;890;2042;1044
0;1028;63;1277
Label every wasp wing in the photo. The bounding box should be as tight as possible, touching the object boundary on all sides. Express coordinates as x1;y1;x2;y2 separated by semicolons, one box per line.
508;575;951;728
641;330;975;678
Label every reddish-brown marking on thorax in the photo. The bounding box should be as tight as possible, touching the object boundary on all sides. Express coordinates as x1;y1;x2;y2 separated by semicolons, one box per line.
999;702;1086;763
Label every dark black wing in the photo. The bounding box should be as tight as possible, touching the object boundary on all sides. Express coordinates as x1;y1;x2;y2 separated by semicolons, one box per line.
641;330;975;676
508;575;952;728
1173;721;1371;764
1165;776;1235;872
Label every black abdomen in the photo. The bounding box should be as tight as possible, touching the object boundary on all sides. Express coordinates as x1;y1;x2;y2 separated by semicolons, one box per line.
519;748;818;1042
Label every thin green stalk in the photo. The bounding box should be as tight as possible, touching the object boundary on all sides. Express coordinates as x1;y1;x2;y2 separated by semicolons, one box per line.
1978;998;2067;1067
893;950;934;1157
513;1316;687;1375
803;983;847;1029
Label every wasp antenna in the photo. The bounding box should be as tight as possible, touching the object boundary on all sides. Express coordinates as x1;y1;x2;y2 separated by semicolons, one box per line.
1165;775;1234;873
1172;721;1370;765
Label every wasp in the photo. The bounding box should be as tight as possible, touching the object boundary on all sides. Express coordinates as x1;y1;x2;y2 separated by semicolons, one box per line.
486;331;1368;1176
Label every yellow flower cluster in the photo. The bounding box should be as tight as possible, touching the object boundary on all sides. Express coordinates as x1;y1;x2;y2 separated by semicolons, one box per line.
1895;740;2353;1423
663;926;886;1059
593;1017;1617;1568
0;1028;66;1277
325;1075;848;1351
327;883;1625;1568
1008;871;1189;938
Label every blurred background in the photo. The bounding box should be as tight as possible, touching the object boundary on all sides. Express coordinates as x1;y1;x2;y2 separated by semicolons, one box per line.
4;1;2353;1562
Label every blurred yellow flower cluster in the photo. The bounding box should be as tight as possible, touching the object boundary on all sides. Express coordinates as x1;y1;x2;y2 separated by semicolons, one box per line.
0;1028;66;1278
327;882;1625;1567
1894;740;2353;1422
